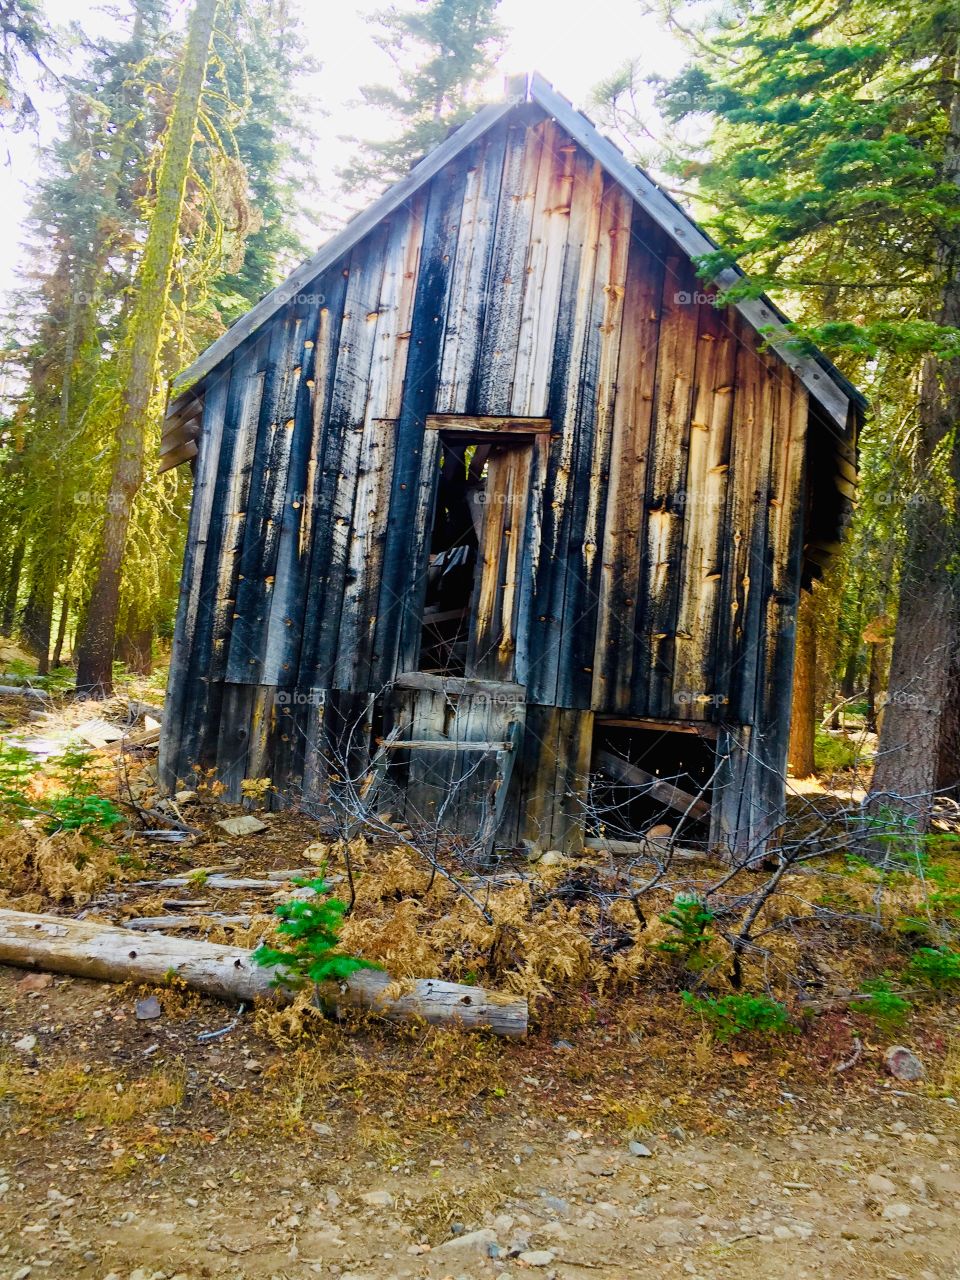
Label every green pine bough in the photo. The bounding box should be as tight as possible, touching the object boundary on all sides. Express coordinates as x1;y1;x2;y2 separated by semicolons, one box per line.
683;992;795;1042
252;876;378;988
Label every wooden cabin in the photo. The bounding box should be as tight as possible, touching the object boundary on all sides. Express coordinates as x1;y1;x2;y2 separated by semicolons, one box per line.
158;74;863;855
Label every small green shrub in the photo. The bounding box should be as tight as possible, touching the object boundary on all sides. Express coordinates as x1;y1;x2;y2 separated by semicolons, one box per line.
45;794;123;834
814;728;858;772
657;895;715;969
852;979;912;1029
0;740;123;836
253;874;377;987
906;946;960;989
0;742;41;817
682;992;794;1042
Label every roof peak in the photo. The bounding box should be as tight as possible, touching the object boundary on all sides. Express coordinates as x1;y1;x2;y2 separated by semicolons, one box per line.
169;73;862;431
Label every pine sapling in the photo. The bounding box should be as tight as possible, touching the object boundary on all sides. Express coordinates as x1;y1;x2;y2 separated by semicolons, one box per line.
253;875;377;988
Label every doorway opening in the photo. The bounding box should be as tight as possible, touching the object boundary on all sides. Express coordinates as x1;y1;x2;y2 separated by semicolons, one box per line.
418;440;489;676
589;721;716;845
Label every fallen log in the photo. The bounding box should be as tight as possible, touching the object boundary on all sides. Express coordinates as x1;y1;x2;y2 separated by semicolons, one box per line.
0;908;527;1038
123;914;256;932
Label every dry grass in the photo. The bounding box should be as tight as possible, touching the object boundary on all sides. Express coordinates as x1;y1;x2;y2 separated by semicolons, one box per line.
402;1170;511;1242
0;1057;185;1128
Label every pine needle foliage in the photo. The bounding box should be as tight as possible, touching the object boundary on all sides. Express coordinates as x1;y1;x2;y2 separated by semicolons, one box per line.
253;875;378;988
341;0;504;193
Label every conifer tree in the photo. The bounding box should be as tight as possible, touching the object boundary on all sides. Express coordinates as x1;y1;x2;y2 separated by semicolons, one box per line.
0;0;55;133
75;0;220;694
342;0;504;192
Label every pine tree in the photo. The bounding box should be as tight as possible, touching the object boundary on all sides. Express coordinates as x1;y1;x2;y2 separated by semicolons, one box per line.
0;0;55;134
4;0;170;667
206;0;313;324
341;0;504;193
75;0;220;695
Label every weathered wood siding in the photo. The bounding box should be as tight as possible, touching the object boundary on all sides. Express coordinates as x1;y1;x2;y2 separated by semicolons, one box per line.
160;104;817;845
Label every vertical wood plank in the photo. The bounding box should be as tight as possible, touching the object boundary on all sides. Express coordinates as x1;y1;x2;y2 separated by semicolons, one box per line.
640;252;702;718
717;321;778;728
261;269;346;688
368;152;472;685
434;129;508;414
160;369;228;786
755;377;809;801
297;226;392;687
671;299;738;718
558;178;633;705
225;307;310;681
467;444;533;681
510;120;575;417
591;212;668;714
474;120;544;414
336;205;427;688
526;147;606;706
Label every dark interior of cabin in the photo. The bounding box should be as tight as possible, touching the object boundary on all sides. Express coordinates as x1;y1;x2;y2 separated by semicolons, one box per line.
418;440;487;676
589;723;716;843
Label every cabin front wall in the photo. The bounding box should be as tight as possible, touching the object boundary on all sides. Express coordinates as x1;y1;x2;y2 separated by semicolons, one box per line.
160;106;810;851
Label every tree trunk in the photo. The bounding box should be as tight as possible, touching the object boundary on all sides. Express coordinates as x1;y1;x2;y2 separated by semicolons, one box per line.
50;548;74;669
870;40;960;828
75;0;219;696
19;562;55;675
788;589;817;777
0;908;528;1038
116;620;154;674
0;537;24;636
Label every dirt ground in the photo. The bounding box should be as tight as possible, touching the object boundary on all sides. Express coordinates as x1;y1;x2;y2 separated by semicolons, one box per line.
1;691;959;1279
1;957;959;1280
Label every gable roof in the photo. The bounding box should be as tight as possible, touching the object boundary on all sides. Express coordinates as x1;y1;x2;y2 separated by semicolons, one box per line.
168;72;864;433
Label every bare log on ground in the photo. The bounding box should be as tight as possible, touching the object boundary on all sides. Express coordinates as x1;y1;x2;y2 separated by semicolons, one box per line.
0;908;527;1038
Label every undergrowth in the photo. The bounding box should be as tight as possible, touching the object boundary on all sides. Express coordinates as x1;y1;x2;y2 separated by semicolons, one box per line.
253;873;377;986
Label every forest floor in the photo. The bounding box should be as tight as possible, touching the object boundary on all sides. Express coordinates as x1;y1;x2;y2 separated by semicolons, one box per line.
0;679;958;1280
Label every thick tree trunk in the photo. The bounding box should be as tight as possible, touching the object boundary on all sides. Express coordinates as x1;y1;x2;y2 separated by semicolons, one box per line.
871;45;960;828
19;563;55;675
0;909;528;1038
75;0;219;696
870;477;959;823
788;589;817;777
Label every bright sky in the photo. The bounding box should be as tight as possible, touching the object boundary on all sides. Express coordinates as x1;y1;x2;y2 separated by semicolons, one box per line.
0;0;688;302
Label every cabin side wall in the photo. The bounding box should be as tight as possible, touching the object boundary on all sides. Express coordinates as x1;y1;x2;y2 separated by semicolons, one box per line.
160;108;812;849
